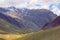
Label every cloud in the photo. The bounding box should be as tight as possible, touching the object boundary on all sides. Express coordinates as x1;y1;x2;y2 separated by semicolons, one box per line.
0;0;30;7
51;4;60;16
0;0;60;15
0;0;59;8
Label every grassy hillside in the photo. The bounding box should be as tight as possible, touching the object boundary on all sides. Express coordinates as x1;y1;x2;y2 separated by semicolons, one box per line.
16;26;60;40
0;18;27;40
0;18;24;34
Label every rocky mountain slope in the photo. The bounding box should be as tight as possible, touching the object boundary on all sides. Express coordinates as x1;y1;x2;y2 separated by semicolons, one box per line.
0;7;57;33
43;16;60;29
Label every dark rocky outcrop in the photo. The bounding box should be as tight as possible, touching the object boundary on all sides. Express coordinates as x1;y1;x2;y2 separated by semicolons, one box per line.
43;16;60;29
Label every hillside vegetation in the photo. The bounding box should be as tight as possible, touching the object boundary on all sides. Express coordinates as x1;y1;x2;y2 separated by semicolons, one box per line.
0;18;27;40
16;26;60;40
0;18;25;34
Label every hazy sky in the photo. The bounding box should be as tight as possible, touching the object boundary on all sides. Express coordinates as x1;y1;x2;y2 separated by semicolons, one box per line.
0;0;59;8
0;0;60;16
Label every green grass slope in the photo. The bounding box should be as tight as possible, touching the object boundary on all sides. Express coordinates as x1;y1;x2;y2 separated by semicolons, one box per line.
0;18;23;34
16;26;60;40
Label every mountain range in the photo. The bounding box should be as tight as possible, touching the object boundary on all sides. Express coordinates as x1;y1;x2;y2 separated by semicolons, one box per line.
0;7;58;33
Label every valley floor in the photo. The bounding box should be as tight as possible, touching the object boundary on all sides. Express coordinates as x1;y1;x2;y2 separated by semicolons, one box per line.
0;34;26;40
0;26;60;40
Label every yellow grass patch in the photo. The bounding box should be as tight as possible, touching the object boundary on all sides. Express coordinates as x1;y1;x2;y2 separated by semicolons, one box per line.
0;34;25;40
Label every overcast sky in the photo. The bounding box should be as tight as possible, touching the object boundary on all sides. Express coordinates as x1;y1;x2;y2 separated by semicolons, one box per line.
0;0;60;16
0;0;59;8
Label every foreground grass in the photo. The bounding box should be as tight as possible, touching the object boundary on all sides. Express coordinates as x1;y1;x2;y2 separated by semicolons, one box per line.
16;26;60;40
0;34;26;40
0;26;60;40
